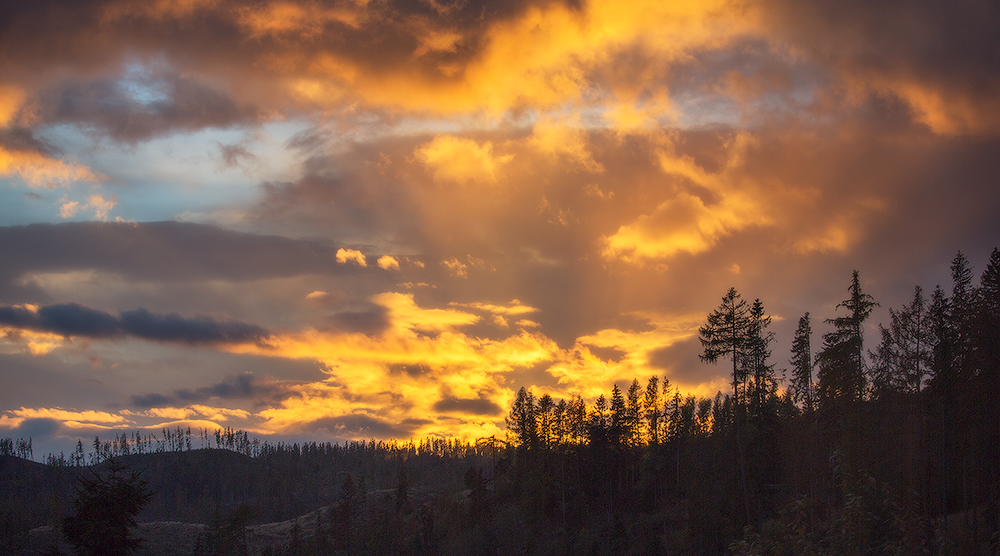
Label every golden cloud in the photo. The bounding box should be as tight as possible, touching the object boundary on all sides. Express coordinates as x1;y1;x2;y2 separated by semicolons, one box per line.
0;85;26;127
415;136;512;185
0;147;103;189
377;255;400;270
335;248;367;267
527;115;604;173
5;407;129;428
602;133;773;261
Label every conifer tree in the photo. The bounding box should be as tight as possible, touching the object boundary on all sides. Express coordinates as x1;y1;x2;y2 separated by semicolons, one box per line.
744;299;776;420
816;271;878;408
788;313;814;411
700;287;751;403
62;461;152;556
643;377;663;444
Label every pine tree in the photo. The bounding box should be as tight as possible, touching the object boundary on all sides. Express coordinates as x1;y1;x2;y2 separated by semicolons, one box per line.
643;377;663;444
62;461;152;556
816;270;879;408
506;387;538;449
788;313;814;411
700;287;751;403
744;299;776;420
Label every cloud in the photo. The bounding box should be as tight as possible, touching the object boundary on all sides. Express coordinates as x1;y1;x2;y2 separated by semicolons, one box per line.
432;396;503;416
377;255;400;270
451;300;540;316
415;136;512;185
0;221;346;286
0;146;102;189
759;0;1000;135
0;302;270;346
335;248;367;267
131;372;293;408
30;73;260;143
58;194;118;221
119;308;270;345
527;116;604;173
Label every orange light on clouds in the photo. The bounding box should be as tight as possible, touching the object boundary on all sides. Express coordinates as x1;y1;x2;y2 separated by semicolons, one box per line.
0;148;103;189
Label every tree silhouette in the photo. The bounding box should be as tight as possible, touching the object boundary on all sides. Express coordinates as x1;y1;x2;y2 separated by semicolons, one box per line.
62;460;152;556
699;287;753;526
700;287;751;402
788;312;814;411
817;271;878;408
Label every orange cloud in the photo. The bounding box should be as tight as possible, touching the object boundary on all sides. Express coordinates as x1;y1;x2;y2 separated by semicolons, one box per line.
415;136;512;185
58;194;118;220
377;255;400;270
0;147;102;189
236;1;363;38
602;133;773;261
451;300;540;316
527;116;604;172
335;248;367;267
5;407;129;428
0;85;26;126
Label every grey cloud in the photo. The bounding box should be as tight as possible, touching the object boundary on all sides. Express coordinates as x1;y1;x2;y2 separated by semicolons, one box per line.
0;303;120;338
432;396;503;416
387;363;433;377
0;302;269;345
120;308;268;345
324;305;390;335
34;75;259;143
761;0;1000;128
0;127;60;156
0;221;350;293
302;413;423;438
648;337;722;387
131;372;295;409
217;141;260;170
130;393;174;408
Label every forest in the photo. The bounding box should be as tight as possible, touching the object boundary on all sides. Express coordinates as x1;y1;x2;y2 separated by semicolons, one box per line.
1;249;998;555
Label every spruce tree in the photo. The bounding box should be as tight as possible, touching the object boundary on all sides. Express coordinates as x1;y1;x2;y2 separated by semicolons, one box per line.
788;313;814;411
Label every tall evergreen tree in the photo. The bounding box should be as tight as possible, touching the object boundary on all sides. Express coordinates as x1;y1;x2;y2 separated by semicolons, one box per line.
699;287;753;525
62;461;152;556
788;313;814;411
643;377;663;444
506;387;538;449
888;286;932;393
816;270;879;408
744;299;776;420
700;287;751;403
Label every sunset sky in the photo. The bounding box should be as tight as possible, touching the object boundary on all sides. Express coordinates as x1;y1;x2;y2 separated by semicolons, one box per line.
1;0;998;455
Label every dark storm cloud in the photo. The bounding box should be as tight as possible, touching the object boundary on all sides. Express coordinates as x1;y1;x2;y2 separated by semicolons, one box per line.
131;372;296;408
432;396;503;416
0;302;270;345
0;221;349;289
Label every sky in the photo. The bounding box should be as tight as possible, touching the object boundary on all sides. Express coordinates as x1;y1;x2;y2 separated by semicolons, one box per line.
1;0;999;456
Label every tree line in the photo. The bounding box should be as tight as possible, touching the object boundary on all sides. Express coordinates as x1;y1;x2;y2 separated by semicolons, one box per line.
498;249;1000;555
